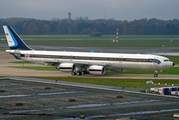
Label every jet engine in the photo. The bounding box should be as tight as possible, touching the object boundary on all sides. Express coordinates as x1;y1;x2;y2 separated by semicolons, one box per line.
88;65;105;75
56;63;75;72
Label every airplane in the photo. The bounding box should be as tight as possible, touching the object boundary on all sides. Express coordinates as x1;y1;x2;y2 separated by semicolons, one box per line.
3;26;175;77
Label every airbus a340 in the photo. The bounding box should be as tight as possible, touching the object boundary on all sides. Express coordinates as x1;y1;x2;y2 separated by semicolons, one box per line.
3;26;175;77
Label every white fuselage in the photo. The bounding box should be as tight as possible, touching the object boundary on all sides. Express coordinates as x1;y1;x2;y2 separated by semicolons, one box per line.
6;49;174;71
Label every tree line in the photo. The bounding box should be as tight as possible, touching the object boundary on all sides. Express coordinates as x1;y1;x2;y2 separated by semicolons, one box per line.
0;17;179;35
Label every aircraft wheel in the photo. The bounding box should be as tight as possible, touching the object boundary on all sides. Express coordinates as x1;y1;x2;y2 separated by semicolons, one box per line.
71;72;76;76
84;70;89;74
77;71;82;76
81;71;84;75
154;74;158;77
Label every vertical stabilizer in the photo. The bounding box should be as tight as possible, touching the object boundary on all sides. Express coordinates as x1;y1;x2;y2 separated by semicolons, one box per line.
3;26;32;50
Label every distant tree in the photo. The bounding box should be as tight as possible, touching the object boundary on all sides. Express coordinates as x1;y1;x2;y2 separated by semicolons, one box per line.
0;17;179;35
51;17;60;22
80;28;91;34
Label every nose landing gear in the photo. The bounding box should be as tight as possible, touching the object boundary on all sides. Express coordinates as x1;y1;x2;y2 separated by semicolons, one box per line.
154;70;158;77
154;74;158;77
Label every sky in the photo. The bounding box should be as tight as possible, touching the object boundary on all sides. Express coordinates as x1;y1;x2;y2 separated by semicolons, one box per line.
0;0;179;21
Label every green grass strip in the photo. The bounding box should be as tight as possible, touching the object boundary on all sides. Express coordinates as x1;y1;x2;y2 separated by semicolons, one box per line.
10;61;34;64
36;77;179;89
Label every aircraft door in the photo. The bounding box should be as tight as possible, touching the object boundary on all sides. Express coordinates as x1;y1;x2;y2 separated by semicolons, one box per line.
29;52;34;59
70;55;73;61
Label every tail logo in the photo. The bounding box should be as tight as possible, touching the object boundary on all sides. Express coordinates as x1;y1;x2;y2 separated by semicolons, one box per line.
3;26;32;50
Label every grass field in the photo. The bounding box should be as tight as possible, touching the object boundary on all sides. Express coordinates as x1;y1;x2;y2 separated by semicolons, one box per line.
25;39;179;48
1;35;179;47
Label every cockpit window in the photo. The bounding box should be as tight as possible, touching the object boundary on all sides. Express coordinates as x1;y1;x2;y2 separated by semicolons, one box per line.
164;59;170;62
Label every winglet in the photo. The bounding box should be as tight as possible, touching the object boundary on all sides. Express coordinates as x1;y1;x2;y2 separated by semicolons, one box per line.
3;26;32;50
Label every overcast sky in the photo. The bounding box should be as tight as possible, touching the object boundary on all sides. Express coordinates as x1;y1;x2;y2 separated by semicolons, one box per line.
0;0;179;21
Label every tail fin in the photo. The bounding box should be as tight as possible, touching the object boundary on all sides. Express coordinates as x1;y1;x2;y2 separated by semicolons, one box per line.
3;26;32;50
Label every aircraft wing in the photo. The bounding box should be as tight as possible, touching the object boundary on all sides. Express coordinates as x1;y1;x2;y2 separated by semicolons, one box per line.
49;60;107;66
26;58;107;66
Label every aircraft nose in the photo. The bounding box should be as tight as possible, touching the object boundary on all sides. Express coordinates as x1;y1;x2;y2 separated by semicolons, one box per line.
173;62;175;66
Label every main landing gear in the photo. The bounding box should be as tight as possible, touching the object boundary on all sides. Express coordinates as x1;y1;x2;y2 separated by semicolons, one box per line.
71;70;89;76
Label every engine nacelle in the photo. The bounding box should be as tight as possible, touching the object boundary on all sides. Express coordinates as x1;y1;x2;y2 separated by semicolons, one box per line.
56;63;75;72
88;65;105;75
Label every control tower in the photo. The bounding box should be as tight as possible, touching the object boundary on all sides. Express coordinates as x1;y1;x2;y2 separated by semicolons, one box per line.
68;12;71;24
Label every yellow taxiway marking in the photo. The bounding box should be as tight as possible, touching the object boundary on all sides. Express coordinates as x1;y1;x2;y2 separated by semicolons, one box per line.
128;74;141;79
